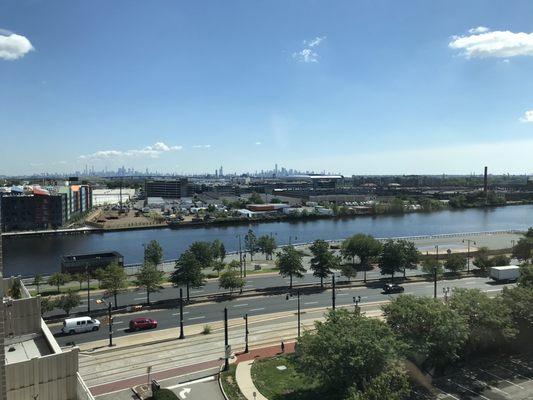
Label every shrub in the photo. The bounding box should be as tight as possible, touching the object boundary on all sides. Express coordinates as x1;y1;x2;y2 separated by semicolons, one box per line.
152;388;178;400
202;324;212;335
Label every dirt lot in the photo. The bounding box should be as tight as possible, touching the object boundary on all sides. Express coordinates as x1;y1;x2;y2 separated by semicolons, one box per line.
87;209;166;230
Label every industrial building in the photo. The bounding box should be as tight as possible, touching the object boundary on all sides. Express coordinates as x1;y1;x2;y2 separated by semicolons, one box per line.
144;178;191;199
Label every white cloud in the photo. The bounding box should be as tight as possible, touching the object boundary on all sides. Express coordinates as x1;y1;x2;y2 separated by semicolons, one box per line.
468;26;490;34
79;142;182;159
192;144;211;149
449;28;533;58
520;110;533;122
255;142;262;146
0;31;34;60
293;36;326;63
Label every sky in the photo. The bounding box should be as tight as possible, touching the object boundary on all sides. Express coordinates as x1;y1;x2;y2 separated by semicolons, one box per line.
1;0;533;176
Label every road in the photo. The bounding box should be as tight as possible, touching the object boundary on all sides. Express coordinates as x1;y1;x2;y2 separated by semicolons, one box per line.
51;274;511;346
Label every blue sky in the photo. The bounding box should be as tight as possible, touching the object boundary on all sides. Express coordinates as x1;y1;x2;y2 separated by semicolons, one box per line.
1;0;533;176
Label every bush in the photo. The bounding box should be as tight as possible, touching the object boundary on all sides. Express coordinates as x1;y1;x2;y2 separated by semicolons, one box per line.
202;324;212;335
152;388;178;400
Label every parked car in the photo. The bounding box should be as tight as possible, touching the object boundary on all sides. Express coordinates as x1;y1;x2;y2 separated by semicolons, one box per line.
62;316;100;335
383;283;405;294
129;317;158;331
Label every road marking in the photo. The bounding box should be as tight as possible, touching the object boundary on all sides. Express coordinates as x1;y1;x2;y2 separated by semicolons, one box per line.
464;282;476;285
172;312;190;316
134;297;147;301
337;293;349;297
113;321;124;325
188;316;205;321
166;376;215;390
404;292;414;295
233;304;248;308
496;365;531;382
179;388;191;399
304;301;319;305
478;368;525;389
191;290;204;293
249;308;265;312
244;285;254;288
485;289;502;292
448;380;490;400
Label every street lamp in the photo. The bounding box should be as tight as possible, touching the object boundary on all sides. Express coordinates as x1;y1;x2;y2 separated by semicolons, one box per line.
236;234;243;278
85;264;91;314
285;290;301;338
331;275;336;310
434;245;439;299
243;314;249;353
462;239;476;273
353;295;362;313
95;298;114;347
178;288;185;339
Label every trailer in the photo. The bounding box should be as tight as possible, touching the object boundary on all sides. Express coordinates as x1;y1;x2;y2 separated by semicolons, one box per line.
489;265;520;282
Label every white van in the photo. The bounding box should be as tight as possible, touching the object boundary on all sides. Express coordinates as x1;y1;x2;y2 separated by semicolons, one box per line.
62;316;101;334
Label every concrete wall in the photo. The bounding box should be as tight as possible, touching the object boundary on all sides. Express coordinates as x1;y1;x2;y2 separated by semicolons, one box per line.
3;297;41;338
6;348;79;400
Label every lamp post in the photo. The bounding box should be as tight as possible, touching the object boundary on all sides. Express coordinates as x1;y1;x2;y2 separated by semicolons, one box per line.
179;288;185;339
353;295;362;313
236;234;243;278
96;299;114;347
85;265;91;314
224;307;229;371
286;290;301;338
462;239;476;273
243;313;249;353
434;245;439;299
243;254;247;278
331;275;336;310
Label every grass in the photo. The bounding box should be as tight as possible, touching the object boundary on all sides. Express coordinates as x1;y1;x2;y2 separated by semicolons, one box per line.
220;364;246;400
202;324;212;334
251;355;324;400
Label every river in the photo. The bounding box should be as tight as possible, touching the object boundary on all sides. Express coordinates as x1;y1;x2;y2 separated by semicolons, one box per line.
3;204;532;277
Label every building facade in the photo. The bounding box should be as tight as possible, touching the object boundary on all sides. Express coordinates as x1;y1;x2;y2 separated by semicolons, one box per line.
145;178;191;199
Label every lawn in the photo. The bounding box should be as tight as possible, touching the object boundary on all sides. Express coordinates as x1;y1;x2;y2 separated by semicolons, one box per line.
251;355;325;400
220;364;246;400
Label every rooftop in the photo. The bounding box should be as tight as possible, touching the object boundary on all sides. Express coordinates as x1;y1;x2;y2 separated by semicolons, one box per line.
4;333;51;364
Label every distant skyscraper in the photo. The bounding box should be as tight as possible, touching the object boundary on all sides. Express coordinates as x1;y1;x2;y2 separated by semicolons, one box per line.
219;166;223;177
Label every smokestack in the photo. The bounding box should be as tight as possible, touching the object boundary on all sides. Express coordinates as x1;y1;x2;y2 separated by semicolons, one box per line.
483;166;488;192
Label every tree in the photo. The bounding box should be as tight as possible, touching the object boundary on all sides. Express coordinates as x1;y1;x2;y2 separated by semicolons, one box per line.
473;247;493;273
295;309;406;397
276;245;305;289
378;240;403;280
71;273;86;290
491;254;511;266
309;239;338;287
501;286;533;334
144;240;163;266
135;262;165;305
517;264;533;288
212;260;226;277
189;241;214;268
100;264;128;308
8;279;23;299
449;288;517;353
526;227;533;238
219;265;245;295
421;258;443;278
445;253;467;274
244;229;257;261
249;192;263;204
397;240;420;279
341;234;382;282
33;274;44;294
40;296;55;315
512;238;533;263
343;363;411;400
171;250;205;301
56;290;81;316
382;295;469;370
257;235;277;260
93;267;106;288
211;239;226;262
48;272;70;294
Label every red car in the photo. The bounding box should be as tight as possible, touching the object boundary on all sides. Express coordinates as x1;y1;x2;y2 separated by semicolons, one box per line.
129;317;158;331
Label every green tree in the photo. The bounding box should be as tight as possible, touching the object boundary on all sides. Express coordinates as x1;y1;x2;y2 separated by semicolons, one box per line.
517;264;533;288
100;264;128;308
389;198;405;214
341;234;382;282
276;245;305;289
525;227;533;238
491;254;511;266
93;267;106;289
512;238;533;263
48;272;70;294
501;286;533;335
144;240;163;266
8;279;23;299
171;250;205;301
397;240;420;279
211;239;226;262
249;192;263;204
135;262;165;305
189;241;214;268
71;273;86;290
309;239;338;287
421;258;443;278
343;363;411;400
257;235;277;260
445;253;467;274
295;309;406;397
56;290;81;316
473;247;493;273
378;240;403;280
219;265;245;295
449;288;517;353
40;296;56;315
382;295;469;370
33;274;44;294
212;260;226;277
244;229;257;261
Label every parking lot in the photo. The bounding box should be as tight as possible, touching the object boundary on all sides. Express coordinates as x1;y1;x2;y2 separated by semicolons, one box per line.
413;354;533;400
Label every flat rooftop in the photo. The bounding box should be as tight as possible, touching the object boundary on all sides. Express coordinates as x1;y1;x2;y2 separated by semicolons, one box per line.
5;334;51;364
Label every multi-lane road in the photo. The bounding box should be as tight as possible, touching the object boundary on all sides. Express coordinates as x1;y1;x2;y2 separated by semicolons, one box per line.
51;274;511;346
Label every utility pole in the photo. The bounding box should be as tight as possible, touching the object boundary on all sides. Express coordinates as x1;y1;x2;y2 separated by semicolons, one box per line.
107;302;113;347
244;314;249;353
462;239;476;273
243;254;247;278
86;265;91;314
237;235;243;278
297;290;301;338
224;307;229;371
331;275;336;310
179;288;185;339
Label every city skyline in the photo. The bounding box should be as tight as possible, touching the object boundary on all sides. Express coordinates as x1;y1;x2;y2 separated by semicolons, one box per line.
1;1;533;175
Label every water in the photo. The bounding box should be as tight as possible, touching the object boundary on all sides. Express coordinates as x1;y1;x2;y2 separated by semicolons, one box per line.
3;204;532;277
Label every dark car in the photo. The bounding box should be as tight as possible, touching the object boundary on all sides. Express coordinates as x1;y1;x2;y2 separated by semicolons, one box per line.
129;317;158;331
383;283;405;294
